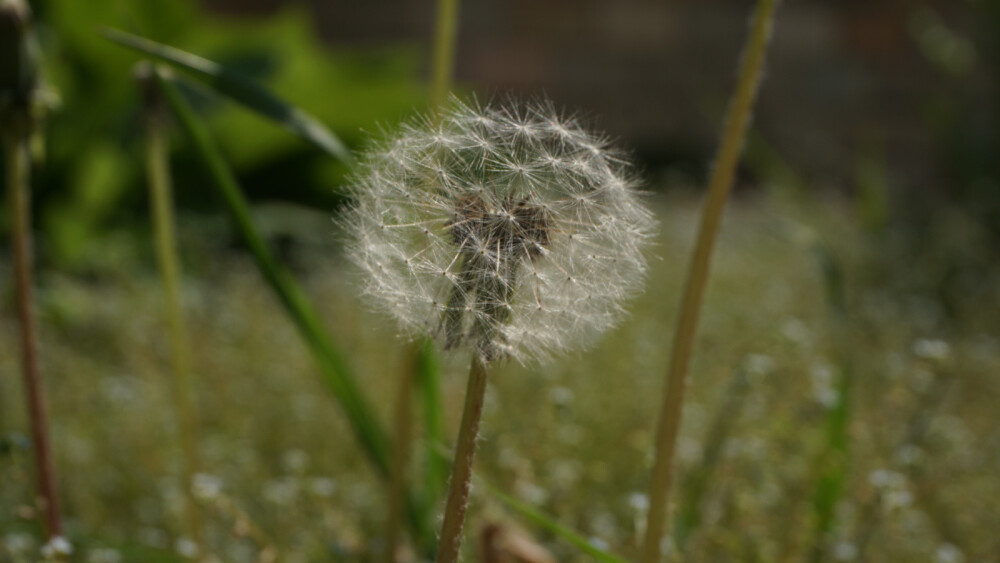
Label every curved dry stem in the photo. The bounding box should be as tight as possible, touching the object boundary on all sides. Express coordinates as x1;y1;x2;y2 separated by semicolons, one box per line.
142;86;203;549
5;132;63;540
384;345;418;563
429;0;461;113
640;1;779;561
435;354;489;563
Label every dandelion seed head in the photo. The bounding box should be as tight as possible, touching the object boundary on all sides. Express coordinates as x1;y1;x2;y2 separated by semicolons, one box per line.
344;97;654;363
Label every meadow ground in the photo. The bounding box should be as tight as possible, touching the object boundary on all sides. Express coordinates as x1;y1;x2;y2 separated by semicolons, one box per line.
2;191;998;562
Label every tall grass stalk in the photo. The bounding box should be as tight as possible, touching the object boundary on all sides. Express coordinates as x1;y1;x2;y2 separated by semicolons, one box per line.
429;0;461;112
2;0;63;543
384;0;463;551
386;0;459;561
138;65;203;551
808;245;851;562
384;346;417;563
4;129;63;543
435;354;489;563
640;0;778;560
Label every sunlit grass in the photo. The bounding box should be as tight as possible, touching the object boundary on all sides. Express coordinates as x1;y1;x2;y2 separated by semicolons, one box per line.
2;191;998;561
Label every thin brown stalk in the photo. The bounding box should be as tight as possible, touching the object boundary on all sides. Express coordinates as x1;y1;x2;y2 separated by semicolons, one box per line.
5;132;63;540
435;354;489;563
141;69;203;551
640;1;779;561
429;0;461;113
384;346;417;563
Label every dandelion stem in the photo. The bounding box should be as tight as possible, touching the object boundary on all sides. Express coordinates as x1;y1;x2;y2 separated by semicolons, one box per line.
435;354;489;563
640;1;778;561
140;65;203;551
4;130;63;541
429;0;461;113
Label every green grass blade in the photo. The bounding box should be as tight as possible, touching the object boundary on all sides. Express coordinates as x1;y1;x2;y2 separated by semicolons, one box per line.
105;28;353;163
414;338;449;508
152;68;436;550
808;244;853;561
478;478;632;563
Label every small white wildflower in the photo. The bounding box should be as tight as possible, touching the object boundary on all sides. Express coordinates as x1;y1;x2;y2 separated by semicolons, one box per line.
515;480;549;505
628;492;650;513
868;468;905;489
810;362;839;408
935;543;965;563
588;536;611;551
833;540;858;561
191;473;222;501
281;449;310;473
175;537;198;559
309;477;336;497
344;97;654;363
40;536;73;558
913;338;951;362
884;488;913;510
780;317;812;346
869;469;914;510
2;532;33;554
548;385;574;407
659;536;675;556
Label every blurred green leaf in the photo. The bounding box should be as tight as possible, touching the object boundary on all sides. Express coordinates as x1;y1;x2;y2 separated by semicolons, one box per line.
152;67;435;551
103;28;353;163
414;338;449;511
808;243;853;562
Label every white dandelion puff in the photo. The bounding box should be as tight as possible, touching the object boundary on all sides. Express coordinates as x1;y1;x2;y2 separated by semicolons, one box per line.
343;97;655;363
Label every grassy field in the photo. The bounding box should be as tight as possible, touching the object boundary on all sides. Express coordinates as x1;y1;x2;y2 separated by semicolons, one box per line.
2;191;999;562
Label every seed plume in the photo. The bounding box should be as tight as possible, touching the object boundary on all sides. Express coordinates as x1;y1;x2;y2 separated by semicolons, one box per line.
344;97;654;363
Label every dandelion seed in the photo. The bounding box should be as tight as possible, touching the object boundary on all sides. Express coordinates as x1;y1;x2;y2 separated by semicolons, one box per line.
343;97;654;363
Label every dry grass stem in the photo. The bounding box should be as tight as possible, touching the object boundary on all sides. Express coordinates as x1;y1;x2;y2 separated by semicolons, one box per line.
640;0;779;560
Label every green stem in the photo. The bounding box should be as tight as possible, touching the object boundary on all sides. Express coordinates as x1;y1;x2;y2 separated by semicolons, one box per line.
141;71;203;550
416;338;448;504
640;1;778;561
429;0;461;112
5;131;63;540
435;354;489;563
